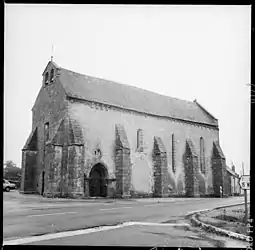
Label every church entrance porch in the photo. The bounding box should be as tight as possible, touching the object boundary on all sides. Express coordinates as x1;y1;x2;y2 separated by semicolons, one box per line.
89;163;108;197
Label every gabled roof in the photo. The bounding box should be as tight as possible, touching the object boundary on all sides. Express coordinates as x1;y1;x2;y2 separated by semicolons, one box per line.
43;61;219;127
42;60;60;75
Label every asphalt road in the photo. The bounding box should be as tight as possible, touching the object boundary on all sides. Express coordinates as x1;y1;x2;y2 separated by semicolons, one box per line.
3;192;250;247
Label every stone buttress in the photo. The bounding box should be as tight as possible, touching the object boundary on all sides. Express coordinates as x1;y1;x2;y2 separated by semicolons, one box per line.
152;136;169;197
20;127;38;194
44;117;84;198
115;124;132;198
185;139;200;197
211;141;227;197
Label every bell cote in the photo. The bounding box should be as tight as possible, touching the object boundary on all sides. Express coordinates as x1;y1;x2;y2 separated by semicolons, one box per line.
42;61;60;87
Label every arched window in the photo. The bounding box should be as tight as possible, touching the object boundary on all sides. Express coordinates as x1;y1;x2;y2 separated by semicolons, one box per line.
200;137;205;174
45;122;49;142
50;69;54;83
172;133;176;173
137;129;143;152
45;72;49;85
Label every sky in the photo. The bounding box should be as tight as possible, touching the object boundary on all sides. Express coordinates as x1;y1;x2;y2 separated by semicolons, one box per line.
4;5;251;175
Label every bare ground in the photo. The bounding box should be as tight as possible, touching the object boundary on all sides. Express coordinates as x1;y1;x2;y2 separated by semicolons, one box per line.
198;204;251;236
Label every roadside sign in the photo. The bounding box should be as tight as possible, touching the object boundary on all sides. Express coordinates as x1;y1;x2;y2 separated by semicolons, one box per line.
239;175;250;190
239;175;250;225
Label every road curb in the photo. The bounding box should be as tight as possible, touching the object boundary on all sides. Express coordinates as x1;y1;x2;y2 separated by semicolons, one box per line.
189;202;251;242
3;221;190;245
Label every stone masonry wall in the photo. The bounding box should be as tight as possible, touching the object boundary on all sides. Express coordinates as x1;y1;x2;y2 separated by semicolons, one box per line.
20;150;37;193
152;136;169;197
211;141;227;197
67;145;84;198
185;140;200;197
30;62;68;194
44;145;62;196
115;124;132;198
68;99;220;197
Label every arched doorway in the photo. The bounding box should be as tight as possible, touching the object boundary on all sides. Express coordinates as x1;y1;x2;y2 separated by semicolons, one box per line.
89;163;108;197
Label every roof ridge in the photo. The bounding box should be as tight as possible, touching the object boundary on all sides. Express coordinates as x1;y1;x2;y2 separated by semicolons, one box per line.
56;62;218;126
59;66;195;105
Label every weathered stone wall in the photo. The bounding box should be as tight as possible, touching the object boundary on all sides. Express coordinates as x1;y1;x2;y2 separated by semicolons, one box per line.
68;98;220;197
211;142;227;197
115;124;132;198
28;64;68;194
20;150;37;193
44;145;62;196
184;140;200;197
152;137;169;197
67;145;84;197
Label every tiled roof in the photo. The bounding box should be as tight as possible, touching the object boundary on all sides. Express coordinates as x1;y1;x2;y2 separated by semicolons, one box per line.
53;62;219;126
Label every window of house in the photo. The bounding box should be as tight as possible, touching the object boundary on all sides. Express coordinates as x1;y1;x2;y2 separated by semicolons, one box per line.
45;72;49;86
45;122;49;142
137;129;143;152
172;133;176;173
200;137;205;174
50;69;54;83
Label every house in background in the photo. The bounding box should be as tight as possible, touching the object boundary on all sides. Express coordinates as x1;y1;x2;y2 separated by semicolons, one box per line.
226;165;241;196
20;60;228;199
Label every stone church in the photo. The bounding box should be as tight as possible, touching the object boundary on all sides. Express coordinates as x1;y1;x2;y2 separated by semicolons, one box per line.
20;60;228;198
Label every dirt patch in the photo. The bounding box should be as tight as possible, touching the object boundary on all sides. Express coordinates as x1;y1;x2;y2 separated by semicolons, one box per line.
199;204;251;236
214;214;240;222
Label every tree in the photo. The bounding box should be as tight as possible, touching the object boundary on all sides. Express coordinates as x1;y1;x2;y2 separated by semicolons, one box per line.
4;160;17;169
4;160;21;180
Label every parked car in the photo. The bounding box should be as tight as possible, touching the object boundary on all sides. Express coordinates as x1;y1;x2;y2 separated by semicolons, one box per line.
3;179;16;192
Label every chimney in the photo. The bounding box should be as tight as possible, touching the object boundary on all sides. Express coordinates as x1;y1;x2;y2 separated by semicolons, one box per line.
232;165;235;173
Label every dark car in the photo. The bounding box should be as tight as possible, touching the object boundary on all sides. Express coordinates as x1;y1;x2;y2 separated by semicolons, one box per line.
3;179;16;192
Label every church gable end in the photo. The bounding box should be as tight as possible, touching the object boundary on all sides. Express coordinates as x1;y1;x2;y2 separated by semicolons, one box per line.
32;61;67;129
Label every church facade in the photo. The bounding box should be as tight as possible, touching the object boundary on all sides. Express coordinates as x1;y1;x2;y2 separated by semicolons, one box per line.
20;61;228;198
